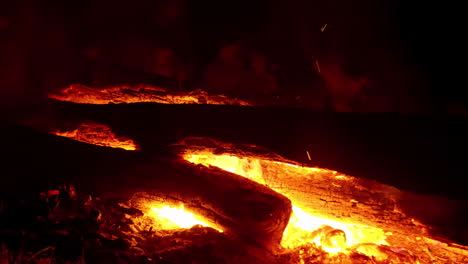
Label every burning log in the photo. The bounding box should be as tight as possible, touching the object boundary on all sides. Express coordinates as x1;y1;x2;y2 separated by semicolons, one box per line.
172;137;468;263
173;137;428;235
0;122;291;252
27;100;468;202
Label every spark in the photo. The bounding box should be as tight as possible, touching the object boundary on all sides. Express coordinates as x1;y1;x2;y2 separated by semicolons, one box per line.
306;151;312;160
321;23;328;32
315;60;321;73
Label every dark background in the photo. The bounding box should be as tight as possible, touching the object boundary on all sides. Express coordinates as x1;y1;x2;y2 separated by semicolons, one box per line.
0;0;465;114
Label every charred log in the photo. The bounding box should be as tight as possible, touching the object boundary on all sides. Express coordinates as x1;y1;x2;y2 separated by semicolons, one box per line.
0;122;291;251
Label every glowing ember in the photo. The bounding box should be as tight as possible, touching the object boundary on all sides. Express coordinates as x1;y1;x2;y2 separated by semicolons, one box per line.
52;122;138;150
283;206;387;254
151;205;212;229
41;117;468;263
49;84;252;106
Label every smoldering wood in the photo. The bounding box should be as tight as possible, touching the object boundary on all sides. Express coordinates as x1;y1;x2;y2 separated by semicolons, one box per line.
0;122;291;252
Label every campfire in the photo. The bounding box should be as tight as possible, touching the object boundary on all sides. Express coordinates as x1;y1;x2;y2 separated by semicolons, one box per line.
1;85;466;264
3;0;467;262
11;118;462;263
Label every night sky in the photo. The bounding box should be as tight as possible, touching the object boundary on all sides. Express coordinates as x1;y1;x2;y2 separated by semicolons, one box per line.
0;0;465;113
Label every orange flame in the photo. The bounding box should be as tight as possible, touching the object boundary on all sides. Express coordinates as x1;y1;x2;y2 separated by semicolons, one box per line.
52;122;138;150
49;84;252;106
